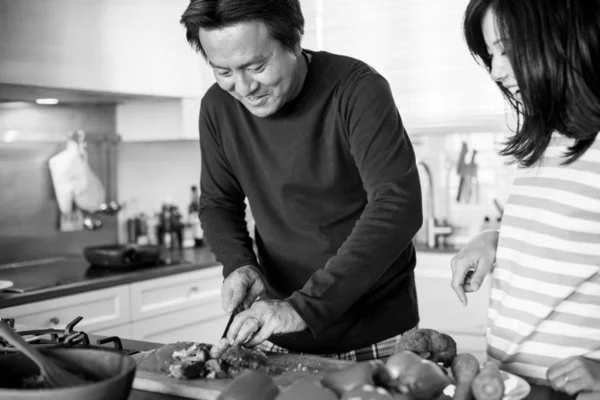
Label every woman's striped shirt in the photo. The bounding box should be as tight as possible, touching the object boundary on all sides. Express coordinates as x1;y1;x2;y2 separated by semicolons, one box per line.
487;133;600;386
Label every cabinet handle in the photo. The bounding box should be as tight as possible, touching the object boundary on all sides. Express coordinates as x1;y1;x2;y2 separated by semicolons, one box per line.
49;317;60;326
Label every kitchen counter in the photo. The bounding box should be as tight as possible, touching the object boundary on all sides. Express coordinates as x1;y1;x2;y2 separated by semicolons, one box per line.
119;336;577;400
414;242;462;254
127;380;577;400
0;246;220;309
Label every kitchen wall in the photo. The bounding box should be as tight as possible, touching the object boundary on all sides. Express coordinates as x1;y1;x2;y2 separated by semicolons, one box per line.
116;139;201;243
0;0;521;254
300;0;507;131
0;103;119;264
411;129;517;246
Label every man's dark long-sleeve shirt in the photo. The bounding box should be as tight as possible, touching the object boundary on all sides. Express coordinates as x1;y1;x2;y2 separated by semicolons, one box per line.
199;50;423;354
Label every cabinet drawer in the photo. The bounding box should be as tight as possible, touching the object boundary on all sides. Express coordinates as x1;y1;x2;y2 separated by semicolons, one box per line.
130;267;223;321
131;296;228;345
89;323;133;339
0;286;130;332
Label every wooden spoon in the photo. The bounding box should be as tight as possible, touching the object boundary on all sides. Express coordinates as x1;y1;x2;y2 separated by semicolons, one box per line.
0;321;87;388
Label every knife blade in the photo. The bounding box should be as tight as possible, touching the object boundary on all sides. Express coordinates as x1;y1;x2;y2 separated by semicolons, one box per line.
221;305;243;339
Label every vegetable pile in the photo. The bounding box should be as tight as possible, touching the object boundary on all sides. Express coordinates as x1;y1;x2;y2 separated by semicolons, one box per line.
217;328;506;400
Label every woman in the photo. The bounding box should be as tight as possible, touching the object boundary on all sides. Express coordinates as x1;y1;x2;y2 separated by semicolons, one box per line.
450;0;600;396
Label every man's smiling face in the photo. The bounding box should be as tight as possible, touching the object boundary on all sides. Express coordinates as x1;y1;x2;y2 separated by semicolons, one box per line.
200;21;304;117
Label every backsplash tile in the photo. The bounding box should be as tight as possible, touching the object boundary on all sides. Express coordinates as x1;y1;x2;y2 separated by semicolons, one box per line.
0;103;119;263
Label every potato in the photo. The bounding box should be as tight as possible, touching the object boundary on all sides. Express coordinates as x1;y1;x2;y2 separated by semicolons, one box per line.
471;362;504;400
451;353;480;400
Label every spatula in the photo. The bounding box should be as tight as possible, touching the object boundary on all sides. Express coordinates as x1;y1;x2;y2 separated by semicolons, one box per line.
0;321;87;388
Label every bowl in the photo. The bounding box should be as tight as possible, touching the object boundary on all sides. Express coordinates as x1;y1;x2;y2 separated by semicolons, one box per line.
0;347;136;400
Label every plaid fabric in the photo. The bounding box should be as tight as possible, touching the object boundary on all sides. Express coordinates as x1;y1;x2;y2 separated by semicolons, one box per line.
257;326;418;362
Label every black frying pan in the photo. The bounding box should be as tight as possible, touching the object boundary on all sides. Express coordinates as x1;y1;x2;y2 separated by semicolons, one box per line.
0;347;136;399
83;244;161;269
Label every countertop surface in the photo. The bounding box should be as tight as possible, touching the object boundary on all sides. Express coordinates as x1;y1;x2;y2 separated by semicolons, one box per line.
0;246;220;309
414;242;462;254
121;336;577;400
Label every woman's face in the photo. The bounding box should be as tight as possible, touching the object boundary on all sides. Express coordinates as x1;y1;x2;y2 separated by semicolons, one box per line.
481;7;522;103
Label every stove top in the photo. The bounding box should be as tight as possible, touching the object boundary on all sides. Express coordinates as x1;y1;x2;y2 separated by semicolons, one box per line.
0;316;139;356
0;255;190;294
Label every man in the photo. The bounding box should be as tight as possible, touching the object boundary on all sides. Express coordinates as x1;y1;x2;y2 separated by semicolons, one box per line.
180;0;423;360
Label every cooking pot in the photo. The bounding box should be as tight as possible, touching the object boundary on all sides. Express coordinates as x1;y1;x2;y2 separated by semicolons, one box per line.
83;244;161;269
0;347;136;400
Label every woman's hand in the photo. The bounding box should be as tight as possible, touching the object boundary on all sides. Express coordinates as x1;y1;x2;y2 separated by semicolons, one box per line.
221;265;266;313
450;230;499;306
547;356;600;395
225;300;307;347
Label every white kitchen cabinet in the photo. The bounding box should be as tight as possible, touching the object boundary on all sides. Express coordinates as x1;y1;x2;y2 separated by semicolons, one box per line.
130;267;223;321
131;296;228;345
89;323;133;339
1;266;229;344
116;97;204;142
129;266;228;343
414;252;490;362
0;285;131;333
0;0;205;98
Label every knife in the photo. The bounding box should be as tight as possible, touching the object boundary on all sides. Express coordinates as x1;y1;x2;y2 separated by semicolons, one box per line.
221;305;243;339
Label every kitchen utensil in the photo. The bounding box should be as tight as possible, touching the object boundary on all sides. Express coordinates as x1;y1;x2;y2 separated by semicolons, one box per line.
97;201;122;215
0;347;136;400
493;198;504;217
456;142;468;202
59;209;85;232
83;244;161;269
83;215;103;231
457;147;479;203
0;321;86;388
221;306;243;339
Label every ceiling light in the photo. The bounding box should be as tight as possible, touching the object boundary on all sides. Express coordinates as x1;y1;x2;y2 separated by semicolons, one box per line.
2;130;20;143
35;98;59;105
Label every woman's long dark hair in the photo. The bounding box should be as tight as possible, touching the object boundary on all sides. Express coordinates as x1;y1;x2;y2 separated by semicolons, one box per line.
464;0;600;166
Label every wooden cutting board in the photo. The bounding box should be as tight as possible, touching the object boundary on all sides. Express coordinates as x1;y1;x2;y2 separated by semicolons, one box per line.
133;352;353;400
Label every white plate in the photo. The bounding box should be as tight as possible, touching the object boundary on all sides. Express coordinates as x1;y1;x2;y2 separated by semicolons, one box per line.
502;370;531;400
445;369;531;400
0;280;14;291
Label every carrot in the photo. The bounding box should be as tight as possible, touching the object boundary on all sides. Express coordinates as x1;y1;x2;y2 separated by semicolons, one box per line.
451;353;480;400
471;362;505;400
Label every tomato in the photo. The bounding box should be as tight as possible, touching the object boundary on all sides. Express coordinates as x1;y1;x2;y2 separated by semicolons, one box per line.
340;383;395;399
275;379;338;400
385;350;423;380
216;370;279;400
322;361;388;396
396;359;452;400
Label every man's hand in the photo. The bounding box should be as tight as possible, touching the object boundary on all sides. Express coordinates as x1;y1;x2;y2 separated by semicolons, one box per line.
226;300;307;347
450;230;499;306
221;265;266;313
547;356;600;396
